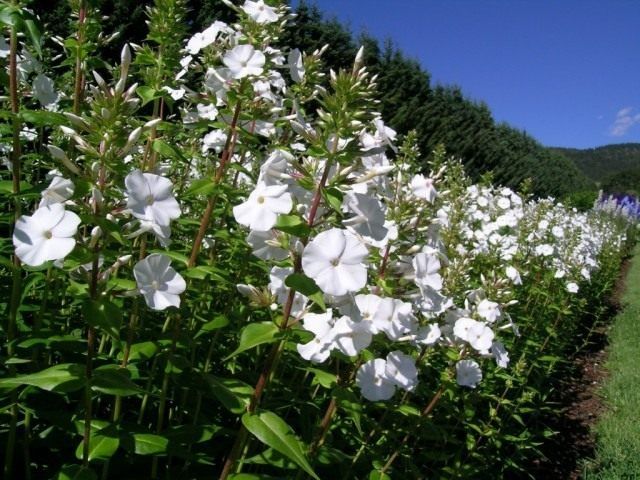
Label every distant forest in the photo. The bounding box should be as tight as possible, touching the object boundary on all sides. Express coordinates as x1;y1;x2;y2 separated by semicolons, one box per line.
551;144;640;195
34;0;597;198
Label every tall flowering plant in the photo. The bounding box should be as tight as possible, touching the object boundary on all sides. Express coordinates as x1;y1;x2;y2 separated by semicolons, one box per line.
0;1;636;479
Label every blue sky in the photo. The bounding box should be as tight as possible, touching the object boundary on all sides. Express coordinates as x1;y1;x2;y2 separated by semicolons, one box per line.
291;0;640;149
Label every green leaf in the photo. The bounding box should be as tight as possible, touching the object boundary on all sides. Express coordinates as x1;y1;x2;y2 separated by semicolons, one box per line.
20;110;66;126
56;465;97;480
0;5;21;26
204;375;254;414
21;11;42;57
242;411;320;480
224;322;280;360
152;139;186;162
136;86;159;106
184;177;216;198
74;435;119;462
149;249;189;266
83;300;121;339
0;180;32;195
334;387;363;435
285;273;326;310
323;187;343;212
274;214;310;237
92;366;143;396
306;367;337;389
132;433;168;456
0;363;85;393
119;341;158;362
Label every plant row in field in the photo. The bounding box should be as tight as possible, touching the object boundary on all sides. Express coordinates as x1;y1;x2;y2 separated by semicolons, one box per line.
0;1;637;479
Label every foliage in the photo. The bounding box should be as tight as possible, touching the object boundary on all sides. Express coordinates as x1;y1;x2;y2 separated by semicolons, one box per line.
551;142;640;183
0;2;636;480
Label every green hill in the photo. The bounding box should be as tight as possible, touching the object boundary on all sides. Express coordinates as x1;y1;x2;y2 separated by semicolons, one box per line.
550;143;640;182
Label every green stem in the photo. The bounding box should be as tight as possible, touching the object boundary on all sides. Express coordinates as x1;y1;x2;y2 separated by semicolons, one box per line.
73;0;87;115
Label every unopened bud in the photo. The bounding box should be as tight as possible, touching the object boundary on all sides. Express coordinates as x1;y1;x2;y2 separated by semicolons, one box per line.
120;44;132;73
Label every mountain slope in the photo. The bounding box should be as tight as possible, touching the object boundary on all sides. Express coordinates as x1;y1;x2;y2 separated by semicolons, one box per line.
550;143;640;182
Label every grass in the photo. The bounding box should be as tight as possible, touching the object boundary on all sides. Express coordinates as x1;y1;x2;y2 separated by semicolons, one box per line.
584;246;640;479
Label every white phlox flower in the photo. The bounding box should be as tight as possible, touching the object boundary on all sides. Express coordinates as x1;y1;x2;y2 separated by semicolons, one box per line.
258;149;294;185
453;317;492;352
476;299;501;323
302;228;368;297
296;310;336;363
288;48;304;83
268;266;308;317
356;358;396;401
246;229;288;261
356;351;418;401
410;174;437;203
33;74;59;109
185;21;228;55
242;0;280;24
233;182;293;231
385;351;418;391
331;315;372;356
223;45;266;79
566;282;579;293
354;294;393;334
39;175;74;207
413;252;443;291
378;299;418;341
505;266;522;285
13;203;81;267
343;192;388;242
134;254;186;311
491;341;510;368
413;323;442;346
125;170;181;228
456;359;482;388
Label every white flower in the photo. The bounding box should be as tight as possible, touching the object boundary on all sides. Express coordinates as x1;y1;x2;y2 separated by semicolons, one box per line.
385;351;418;391
233;183;292;231
246;230;288;261
410;174;437;203
302;228;368;297
331;316;372;356
185;21;228;55
413;252;443;291
33;74;59;108
356;359;396;401
491;341;510;368
134;254;186;310
163;86;185;100
13;204;81;267
242;0;279;23
535;244;554;257
566;282;579;293
288;48;304;83
125;170;181;228
223;45;266;79
39;175;74;207
413;323;442;345
476;299;501;323
343;192;388;242
456;359;482;388
466;322;494;352
296;310;336;363
354;294;393;334
505;266;522;285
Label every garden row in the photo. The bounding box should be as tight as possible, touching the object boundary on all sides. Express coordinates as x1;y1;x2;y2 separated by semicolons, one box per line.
0;1;637;479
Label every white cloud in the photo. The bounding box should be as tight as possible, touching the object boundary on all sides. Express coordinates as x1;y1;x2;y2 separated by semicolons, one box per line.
609;106;640;137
